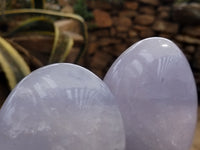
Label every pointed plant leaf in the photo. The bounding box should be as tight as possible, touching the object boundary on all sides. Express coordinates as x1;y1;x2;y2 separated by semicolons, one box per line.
60;36;74;62
5;16;54;38
2;15;75;63
4;9;88;63
49;23;59;62
49;26;74;63
0;36;30;89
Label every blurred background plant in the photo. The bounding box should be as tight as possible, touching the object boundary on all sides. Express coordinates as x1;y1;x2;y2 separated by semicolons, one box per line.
0;0;88;104
73;0;93;21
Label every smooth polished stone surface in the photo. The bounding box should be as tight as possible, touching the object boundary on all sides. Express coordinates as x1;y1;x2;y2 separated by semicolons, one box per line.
0;63;125;150
104;37;197;150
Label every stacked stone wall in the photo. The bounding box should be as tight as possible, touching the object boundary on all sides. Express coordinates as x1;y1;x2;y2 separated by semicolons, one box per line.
85;0;200;95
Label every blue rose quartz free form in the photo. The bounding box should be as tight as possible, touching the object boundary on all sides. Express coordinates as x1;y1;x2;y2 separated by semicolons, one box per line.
104;37;197;150
0;63;125;150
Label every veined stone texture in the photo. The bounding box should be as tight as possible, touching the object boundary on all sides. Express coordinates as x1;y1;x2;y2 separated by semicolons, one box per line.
104;37;197;150
0;63;125;150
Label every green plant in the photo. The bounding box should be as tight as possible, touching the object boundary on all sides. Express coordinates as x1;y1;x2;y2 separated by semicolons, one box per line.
0;36;30;89
0;0;88;91
73;0;93;21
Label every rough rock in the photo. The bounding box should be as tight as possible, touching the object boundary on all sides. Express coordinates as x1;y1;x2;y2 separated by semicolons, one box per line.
172;3;200;25
93;9;112;28
158;11;170;19
124;2;138;10
91;51;112;69
139;0;159;6
110;27;116;36
133;25;149;31
61;5;74;13
185;45;196;54
99;38;121;46
114;17;132;28
45;3;60;10
159;33;172;39
126;38;140;46
128;30;138;38
89;35;97;42
54;19;81;34
93;29;110;37
87;1;112;10
153;20;179;34
139;6;155;15
139;29;155;38
117;33;128;39
58;0;69;6
88;42;98;55
65;47;80;63
134;15;155;25
158;6;170;12
119;10;137;18
11;35;53;64
192;47;200;70
116;26;129;32
115;17;132;32
183;26;200;37
63;31;84;44
175;35;200;45
113;44;128;56
11;35;53;54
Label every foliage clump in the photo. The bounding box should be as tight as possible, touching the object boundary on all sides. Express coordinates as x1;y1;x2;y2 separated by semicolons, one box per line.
73;0;93;21
0;0;88;91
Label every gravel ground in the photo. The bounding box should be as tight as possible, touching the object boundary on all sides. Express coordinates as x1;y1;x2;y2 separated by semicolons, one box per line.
191;107;200;150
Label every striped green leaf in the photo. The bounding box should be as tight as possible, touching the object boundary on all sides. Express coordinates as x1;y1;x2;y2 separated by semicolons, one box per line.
0;36;30;89
3;9;88;63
